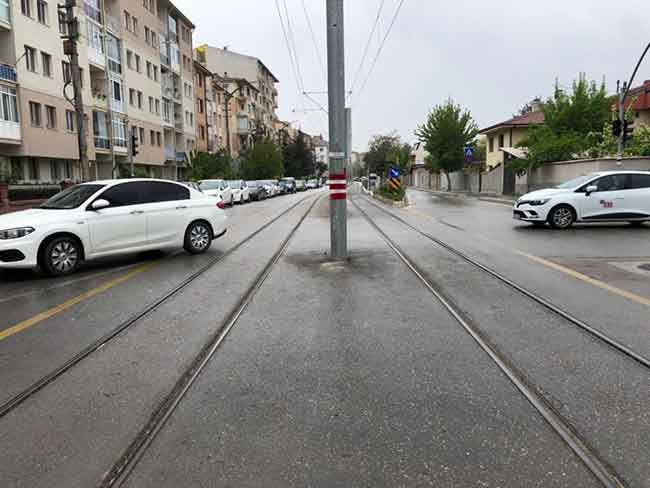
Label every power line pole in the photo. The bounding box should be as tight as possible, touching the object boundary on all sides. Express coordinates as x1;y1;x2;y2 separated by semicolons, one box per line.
617;80;626;161
59;0;89;181
326;0;347;259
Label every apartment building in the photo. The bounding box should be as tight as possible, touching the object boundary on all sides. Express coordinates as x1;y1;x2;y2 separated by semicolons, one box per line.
195;45;279;143
0;0;195;183
193;59;209;153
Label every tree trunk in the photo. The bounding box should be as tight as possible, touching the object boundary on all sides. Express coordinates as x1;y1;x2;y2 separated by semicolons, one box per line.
445;171;452;191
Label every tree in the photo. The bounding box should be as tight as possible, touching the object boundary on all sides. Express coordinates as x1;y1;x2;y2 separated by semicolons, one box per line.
415;99;478;191
364;132;401;176
240;139;284;180
515;74;611;173
189;149;235;181
282;131;315;177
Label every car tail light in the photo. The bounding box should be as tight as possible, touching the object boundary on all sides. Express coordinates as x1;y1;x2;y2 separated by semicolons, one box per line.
217;201;225;209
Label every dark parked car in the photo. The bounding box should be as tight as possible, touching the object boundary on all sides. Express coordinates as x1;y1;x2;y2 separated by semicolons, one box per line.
246;181;268;201
281;177;297;193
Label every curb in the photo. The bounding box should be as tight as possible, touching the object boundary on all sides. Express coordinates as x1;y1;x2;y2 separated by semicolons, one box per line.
411;188;515;206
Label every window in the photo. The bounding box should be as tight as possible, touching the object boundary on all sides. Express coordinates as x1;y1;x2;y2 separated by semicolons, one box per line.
79;68;84;88
28;158;40;180
141;181;189;203
29;101;42;126
58;12;68;34
21;0;31;16
45;105;56;129
199;125;205;140
64;160;72;179
189;113;193;126
153;66;158;82
62;61;71;83
151;32;157;49
156;132;161;146
50;160;61;181
111;79;123;105
626;174;650;189
498;134;505;148
135;54;141;72
155;98;160;115
185;111;189;124
139;127;145;145
132;16;138;34
488;137;494;152
124;10;131;31
149;0;155;13
198;99;203;113
41;52;52;77
590;174;627;192
145;26;150;44
0;86;19;123
142;0;147;8
129;88;136;106
126;50;133;70
65;110;75;131
149;96;154;113
137;91;143;109
198;74;203;88
150;129;155;145
36;0;47;24
25;46;37;72
101;182;145;207
146;61;152;78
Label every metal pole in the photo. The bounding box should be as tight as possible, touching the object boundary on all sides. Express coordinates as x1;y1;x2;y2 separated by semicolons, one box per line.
617;81;625;161
224;91;231;157
326;0;347;259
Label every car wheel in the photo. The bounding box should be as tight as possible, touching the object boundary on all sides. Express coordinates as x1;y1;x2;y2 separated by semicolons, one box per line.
548;205;575;229
41;236;81;276
184;221;212;254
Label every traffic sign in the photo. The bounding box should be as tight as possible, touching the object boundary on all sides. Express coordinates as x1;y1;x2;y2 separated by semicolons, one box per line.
389;167;401;179
464;146;474;162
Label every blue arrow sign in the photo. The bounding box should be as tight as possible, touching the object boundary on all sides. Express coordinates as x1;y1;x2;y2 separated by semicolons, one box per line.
389;167;401;179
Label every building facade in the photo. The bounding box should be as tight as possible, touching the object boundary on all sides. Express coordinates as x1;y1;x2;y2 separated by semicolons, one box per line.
0;0;195;183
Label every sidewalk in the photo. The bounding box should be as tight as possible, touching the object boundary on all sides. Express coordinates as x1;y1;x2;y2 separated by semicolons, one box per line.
410;187;516;205
122;197;594;487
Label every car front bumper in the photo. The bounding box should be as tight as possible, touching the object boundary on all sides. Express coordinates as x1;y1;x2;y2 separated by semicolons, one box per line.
0;236;40;268
512;204;552;222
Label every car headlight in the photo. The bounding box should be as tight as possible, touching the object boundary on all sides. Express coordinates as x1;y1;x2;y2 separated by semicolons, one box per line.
520;198;551;206
0;227;35;240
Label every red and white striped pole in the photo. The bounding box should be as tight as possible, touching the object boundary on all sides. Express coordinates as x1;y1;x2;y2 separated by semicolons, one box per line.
329;170;347;201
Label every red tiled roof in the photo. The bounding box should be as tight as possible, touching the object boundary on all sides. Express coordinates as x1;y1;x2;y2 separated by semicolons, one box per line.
617;80;650;111
479;110;545;134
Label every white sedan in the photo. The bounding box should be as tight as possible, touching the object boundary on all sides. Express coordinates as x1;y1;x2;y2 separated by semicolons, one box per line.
227;180;250;203
514;171;650;228
0;179;227;276
199;179;233;206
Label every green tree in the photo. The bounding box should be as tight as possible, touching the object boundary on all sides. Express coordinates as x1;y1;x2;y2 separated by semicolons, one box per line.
415;99;478;191
282;131;315;177
189;149;235;180
514;74;611;174
364;132;402;176
240;139;284;180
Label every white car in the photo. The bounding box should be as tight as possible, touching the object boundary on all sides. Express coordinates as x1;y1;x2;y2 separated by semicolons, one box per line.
227;180;250;203
198;179;233;206
0;179;227;276
514;171;650;229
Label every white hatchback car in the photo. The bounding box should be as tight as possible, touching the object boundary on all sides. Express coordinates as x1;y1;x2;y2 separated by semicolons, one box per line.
198;179;233;206
514;171;650;228
227;180;250;203
0;179;227;276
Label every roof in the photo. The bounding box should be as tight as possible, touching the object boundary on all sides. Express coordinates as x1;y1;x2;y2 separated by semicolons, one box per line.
167;0;195;29
193;60;211;76
480;110;545;134
618;81;650;111
196;44;279;84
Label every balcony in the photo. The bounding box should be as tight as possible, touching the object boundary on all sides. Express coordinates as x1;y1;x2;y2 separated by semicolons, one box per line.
164;146;175;160
0;119;21;143
176;151;185;162
88;46;105;68
94;136;110;150
91;92;108;107
0;63;17;83
236;116;250;134
110;97;125;114
174;118;183;132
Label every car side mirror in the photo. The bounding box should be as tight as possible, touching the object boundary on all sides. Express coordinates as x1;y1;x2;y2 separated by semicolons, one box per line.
90;199;110;210
585;185;598;196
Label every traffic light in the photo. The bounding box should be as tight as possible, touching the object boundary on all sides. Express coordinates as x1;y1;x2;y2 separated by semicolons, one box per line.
131;131;139;157
623;120;634;144
612;118;622;138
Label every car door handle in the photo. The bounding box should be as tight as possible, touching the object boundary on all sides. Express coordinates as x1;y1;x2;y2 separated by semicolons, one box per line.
175;205;188;210
130;210;144;215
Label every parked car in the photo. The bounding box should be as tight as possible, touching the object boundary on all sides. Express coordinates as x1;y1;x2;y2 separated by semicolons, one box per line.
198;179;233;206
296;179;307;191
0;179;227;276
261;180;281;197
182;181;202;192
514;171;650;229
227;180;250;204
246;181;269;201
277;180;290;194
306;179;319;189
281;177;297;193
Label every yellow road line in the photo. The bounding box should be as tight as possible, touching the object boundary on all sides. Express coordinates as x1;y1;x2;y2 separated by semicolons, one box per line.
0;262;158;342
516;252;650;307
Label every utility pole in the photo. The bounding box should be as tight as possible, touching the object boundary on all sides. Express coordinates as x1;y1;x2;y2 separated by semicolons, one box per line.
617;80;626;161
59;0;89;181
326;0;347;259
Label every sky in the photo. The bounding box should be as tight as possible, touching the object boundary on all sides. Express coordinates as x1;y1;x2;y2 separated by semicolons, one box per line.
173;0;650;151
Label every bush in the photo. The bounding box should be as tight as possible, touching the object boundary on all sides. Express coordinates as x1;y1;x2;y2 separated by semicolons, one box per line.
377;185;405;201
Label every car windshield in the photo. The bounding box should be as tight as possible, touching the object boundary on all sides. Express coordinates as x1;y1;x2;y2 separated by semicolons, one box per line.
199;181;222;190
226;180;241;189
40;184;105;209
555;174;597;189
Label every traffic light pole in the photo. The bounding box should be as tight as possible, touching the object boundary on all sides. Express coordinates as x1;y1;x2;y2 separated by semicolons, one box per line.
617;82;626;161
326;0;347;259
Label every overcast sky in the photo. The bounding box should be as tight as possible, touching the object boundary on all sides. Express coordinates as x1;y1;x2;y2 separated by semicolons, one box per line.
174;0;650;151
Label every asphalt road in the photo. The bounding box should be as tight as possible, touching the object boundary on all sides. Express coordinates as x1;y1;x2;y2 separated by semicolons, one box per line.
1;187;648;486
